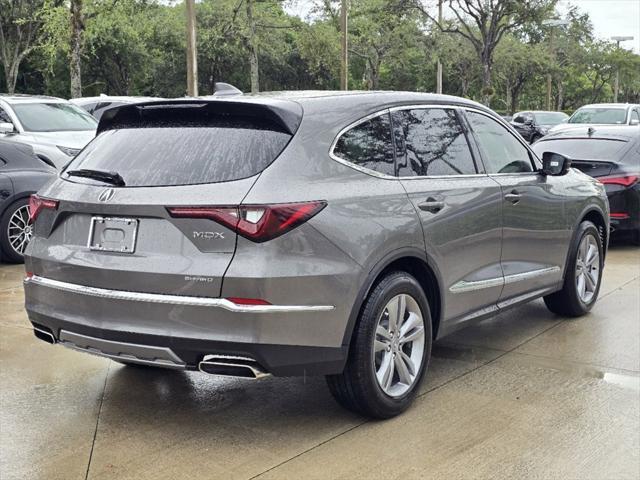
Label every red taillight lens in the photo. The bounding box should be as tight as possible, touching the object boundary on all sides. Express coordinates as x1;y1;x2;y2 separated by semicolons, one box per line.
610;212;630;219
168;201;326;243
226;297;271;306
598;175;639;187
28;195;58;222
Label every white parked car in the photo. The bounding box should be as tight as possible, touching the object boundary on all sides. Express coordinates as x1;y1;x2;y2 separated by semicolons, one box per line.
0;94;97;169
549;103;640;134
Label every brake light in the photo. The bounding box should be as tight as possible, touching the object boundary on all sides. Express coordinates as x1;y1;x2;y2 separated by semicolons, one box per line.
610;213;630;219
28;195;58;222
598;175;639;187
167;201;327;243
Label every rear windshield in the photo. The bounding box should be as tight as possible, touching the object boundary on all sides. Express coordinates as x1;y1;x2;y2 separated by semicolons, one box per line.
63;119;291;187
568;108;627;125
532;138;628;161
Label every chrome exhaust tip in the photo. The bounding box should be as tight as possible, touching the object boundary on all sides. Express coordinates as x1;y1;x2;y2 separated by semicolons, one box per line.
198;355;270;380
33;326;56;344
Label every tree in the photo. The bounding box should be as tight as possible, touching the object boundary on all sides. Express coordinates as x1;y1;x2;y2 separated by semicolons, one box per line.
494;35;549;113
0;0;53;93
414;0;556;105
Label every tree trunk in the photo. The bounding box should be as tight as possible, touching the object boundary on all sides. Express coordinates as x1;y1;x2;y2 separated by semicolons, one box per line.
481;60;492;106
69;0;84;98
556;79;564;111
246;0;259;93
505;81;512;114
4;60;20;94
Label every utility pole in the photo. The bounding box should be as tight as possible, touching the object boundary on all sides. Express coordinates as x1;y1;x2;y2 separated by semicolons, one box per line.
542;18;568;111
611;36;634;103
340;0;348;90
436;0;443;94
185;0;198;97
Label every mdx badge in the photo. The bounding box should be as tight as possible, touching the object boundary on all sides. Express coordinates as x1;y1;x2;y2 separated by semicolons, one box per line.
193;231;225;239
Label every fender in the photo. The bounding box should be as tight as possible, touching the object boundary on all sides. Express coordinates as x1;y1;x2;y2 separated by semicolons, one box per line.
340;246;444;349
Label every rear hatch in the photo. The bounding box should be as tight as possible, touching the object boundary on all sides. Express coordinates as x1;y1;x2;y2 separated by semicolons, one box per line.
26;99;302;297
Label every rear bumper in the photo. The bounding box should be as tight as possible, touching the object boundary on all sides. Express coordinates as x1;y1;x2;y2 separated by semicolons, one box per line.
24;275;350;376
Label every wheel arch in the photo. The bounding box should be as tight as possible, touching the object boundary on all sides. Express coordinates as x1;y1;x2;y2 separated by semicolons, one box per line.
341;248;444;351
561;205;608;281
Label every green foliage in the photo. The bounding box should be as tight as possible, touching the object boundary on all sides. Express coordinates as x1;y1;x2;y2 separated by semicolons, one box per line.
1;0;638;109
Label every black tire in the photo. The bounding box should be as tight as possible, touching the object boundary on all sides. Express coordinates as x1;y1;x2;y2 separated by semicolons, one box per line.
544;221;603;317
326;271;432;419
0;197;31;264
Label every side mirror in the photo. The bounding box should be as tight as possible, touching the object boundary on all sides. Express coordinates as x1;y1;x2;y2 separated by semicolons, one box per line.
0;122;16;134
630;118;639;126
541;152;571;176
524;118;534;126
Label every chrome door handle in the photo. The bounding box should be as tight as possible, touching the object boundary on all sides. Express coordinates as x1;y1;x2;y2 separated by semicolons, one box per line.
504;190;521;204
418;198;445;213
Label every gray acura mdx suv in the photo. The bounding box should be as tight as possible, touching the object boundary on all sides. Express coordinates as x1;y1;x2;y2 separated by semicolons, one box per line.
23;92;609;418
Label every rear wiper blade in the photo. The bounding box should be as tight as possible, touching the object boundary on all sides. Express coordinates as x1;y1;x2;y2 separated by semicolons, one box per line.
66;168;126;187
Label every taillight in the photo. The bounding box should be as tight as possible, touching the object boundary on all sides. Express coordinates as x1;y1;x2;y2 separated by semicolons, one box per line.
610;213;630;219
226;297;271;306
28;195;58;222
167;201;326;243
598;175;639;187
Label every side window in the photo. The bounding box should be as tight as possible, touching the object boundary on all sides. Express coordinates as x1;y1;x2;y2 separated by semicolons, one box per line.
0;106;11;123
333;112;395;176
631;109;640;123
513;114;525;124
392;108;476;176
466;111;534;174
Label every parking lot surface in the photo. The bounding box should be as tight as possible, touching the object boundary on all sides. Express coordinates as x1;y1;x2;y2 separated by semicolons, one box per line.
1;245;639;480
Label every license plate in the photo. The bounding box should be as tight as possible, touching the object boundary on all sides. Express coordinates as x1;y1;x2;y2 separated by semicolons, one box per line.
88;217;138;253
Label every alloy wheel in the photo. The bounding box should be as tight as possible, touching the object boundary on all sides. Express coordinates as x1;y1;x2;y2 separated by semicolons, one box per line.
575;233;600;303
7;205;32;257
373;293;425;397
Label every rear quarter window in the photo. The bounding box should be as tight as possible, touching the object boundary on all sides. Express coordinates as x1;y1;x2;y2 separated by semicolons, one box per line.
332;113;395;176
64;118;292;187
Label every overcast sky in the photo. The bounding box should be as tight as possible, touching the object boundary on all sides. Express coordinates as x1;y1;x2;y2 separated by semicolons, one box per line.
285;0;640;53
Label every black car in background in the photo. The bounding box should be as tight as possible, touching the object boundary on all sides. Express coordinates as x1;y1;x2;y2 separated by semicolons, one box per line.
532;126;640;244
511;111;569;143
0;141;55;262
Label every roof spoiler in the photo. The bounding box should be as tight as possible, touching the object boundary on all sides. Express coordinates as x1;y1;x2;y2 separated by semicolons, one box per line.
97;98;303;136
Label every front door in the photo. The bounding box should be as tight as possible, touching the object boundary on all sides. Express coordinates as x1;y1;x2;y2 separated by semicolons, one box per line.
464;109;569;307
392;106;504;328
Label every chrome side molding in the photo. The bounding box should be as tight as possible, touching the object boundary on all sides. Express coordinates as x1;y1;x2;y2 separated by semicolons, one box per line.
24;275;334;313
450;266;561;294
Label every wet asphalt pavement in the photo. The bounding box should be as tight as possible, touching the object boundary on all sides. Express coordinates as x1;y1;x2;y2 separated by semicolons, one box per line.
1;245;639;480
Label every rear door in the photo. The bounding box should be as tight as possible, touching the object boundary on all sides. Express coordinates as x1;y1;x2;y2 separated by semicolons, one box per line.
464;109;568;306
27;103;297;298
392;106;504;326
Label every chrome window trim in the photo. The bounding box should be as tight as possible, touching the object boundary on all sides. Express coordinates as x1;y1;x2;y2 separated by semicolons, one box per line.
450;266;561;293
24;275;335;313
329;103;487;180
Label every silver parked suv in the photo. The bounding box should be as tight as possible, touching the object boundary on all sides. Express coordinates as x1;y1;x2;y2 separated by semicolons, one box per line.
23;92;609;418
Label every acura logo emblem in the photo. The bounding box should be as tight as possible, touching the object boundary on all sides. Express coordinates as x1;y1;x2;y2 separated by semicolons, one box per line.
98;188;115;202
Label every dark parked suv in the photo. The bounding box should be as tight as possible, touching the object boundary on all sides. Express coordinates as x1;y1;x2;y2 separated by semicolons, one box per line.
23;92;609;418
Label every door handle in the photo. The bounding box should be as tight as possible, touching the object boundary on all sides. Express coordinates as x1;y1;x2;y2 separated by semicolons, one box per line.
418;198;445;213
504;190;521;204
